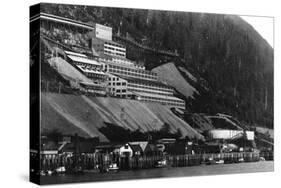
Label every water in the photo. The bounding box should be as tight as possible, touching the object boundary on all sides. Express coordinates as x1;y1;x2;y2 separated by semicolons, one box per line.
40;161;274;185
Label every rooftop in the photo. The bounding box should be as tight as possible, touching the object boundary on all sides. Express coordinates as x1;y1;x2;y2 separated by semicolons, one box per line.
133;91;185;102
76;65;105;75
31;12;95;30
67;54;101;66
129;144;143;153
65;50;87;58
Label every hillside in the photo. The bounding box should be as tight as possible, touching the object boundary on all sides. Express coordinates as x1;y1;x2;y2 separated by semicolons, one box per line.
152;63;198;99
41;93;204;142
47;57;93;87
40;4;273;128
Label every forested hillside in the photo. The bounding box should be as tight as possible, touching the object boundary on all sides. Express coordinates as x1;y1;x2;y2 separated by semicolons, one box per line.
41;3;273;128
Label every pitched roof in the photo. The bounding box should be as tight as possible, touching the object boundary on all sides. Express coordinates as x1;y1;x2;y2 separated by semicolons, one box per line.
61;142;96;153
129;141;148;151
129;144;143;153
144;144;159;152
67;54;101;66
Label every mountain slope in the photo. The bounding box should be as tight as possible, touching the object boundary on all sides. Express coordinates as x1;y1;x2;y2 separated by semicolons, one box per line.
48;57;93;87
41;4;273;128
152;63;198;99
41;93;204;142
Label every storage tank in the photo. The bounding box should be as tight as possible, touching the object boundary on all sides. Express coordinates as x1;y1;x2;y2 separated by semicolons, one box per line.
208;129;254;140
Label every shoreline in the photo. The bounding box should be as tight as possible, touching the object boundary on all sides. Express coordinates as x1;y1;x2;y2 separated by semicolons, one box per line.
40;161;274;185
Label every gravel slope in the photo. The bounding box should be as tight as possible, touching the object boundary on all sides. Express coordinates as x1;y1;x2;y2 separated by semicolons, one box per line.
41;93;204;142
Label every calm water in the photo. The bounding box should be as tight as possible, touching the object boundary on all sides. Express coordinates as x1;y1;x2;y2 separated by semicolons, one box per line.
40;161;274;185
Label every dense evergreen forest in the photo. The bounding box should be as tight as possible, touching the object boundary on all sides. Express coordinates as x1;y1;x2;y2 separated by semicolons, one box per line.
41;4;274;128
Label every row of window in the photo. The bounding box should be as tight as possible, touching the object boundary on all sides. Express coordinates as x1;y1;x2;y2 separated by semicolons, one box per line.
104;50;125;57
104;45;126;53
141;98;186;107
85;72;106;79
128;83;173;93
74;62;101;69
108;82;126;86
112;59;134;66
128;88;173;97
109;69;156;80
108;77;119;81
108;64;157;77
104;50;126;57
116;89;126;93
140;95;185;105
105;42;125;49
108;88;126;93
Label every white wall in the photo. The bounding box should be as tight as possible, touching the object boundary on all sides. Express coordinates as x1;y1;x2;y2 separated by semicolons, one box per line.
95;23;112;40
208;130;255;140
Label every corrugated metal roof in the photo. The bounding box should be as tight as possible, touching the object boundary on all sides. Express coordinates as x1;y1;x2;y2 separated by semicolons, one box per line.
68;55;101;66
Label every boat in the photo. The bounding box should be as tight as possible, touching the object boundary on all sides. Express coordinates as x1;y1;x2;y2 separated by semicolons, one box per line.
206;157;224;165
108;163;119;172
55;166;66;174
238;157;244;163
155;159;168;168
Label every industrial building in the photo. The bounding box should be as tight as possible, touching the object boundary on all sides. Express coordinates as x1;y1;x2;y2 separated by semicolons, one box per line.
36;12;186;108
90;37;126;58
207;129;255;141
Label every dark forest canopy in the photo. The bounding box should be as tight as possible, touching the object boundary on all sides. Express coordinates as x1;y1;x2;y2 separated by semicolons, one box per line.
41;3;273;128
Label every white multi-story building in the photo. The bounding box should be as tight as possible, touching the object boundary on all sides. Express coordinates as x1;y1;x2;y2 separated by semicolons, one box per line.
94;23;113;41
90;37;126;58
100;57;157;81
37;13;185;108
106;74;128;98
64;51;107;95
88;23;185;108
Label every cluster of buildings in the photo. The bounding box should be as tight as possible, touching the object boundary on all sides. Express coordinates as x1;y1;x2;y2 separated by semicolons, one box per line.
35;12;185;108
40;136;164;164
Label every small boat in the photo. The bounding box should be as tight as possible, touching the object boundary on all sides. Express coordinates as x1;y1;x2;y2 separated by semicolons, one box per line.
40;170;46;176
156;159;168;168
215;159;224;164
46;170;53;175
206;157;224;165
55;166;66;173
108;163;119;172
238;158;244;163
259;157;266;161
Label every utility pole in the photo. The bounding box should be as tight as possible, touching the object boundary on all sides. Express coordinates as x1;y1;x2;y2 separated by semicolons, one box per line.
120;107;126;122
58;82;62;94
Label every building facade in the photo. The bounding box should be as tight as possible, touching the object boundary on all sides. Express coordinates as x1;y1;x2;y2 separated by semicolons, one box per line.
38;12;185;108
64;51;107;95
89;23;185;108
90;37;126;58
